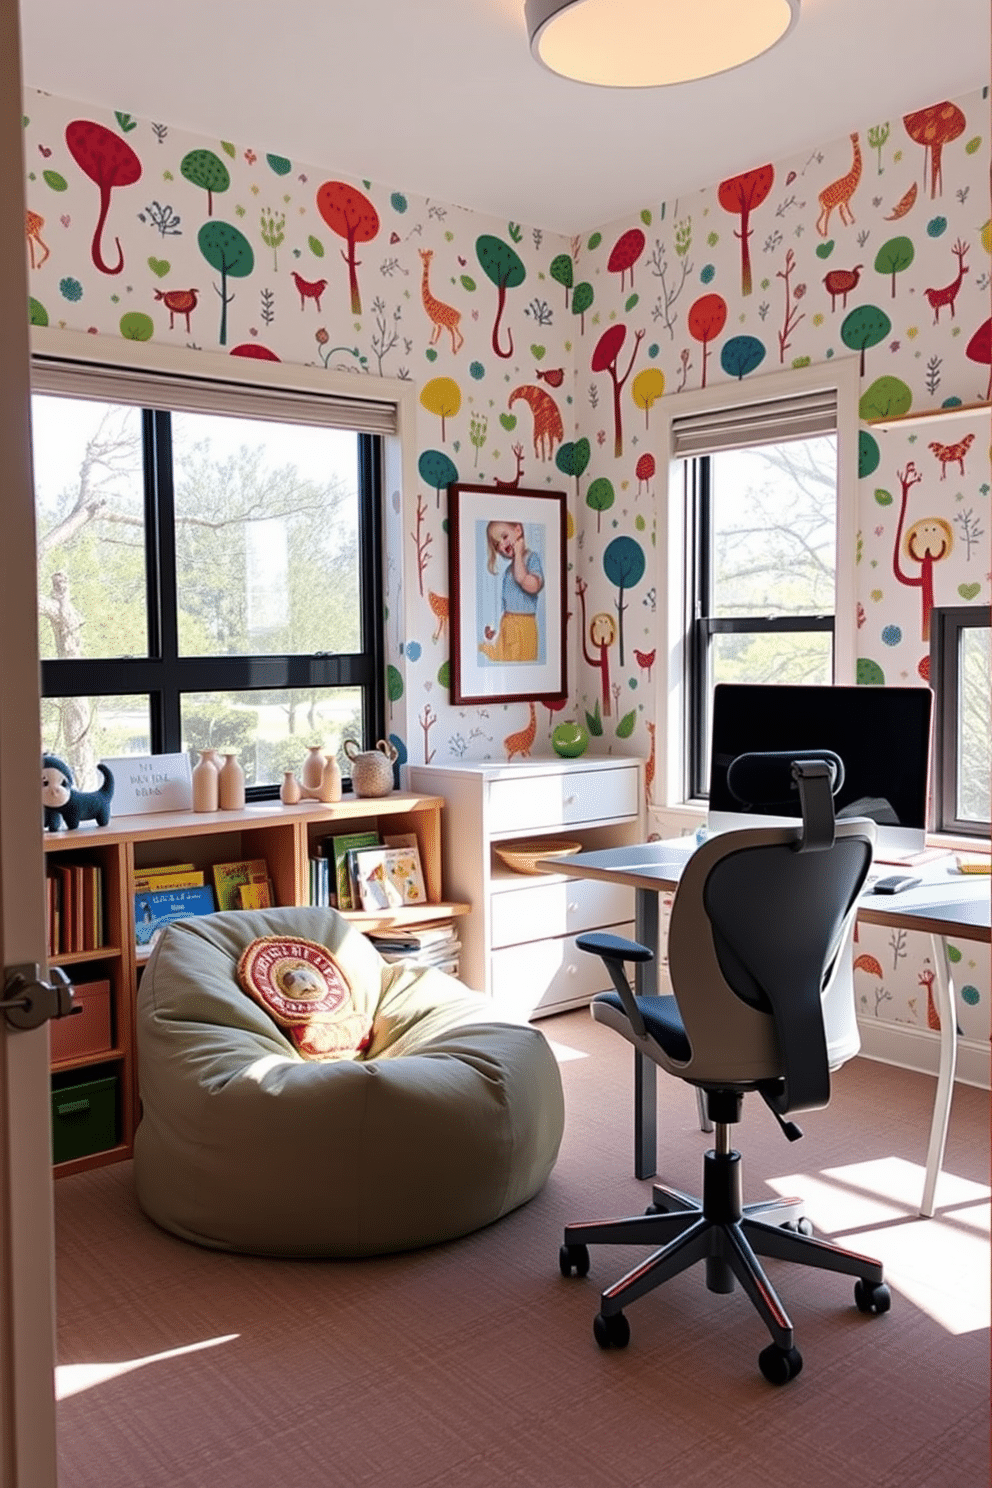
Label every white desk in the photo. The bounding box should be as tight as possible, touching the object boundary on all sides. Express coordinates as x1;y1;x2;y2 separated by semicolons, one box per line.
549;839;990;1218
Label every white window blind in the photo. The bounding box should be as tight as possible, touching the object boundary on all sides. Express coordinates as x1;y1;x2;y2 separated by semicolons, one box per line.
30;357;397;436
671;389;837;456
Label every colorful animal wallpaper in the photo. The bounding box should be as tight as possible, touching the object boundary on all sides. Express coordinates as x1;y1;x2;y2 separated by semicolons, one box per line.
21;84;989;1052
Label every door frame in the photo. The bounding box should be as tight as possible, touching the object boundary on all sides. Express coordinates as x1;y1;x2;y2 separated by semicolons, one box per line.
0;4;60;1483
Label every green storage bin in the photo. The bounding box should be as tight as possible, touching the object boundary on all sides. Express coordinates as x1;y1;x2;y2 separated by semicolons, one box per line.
51;1075;118;1164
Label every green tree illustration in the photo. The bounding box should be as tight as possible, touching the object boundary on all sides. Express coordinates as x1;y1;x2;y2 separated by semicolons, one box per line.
874;236;915;296
418;449;459;507
180;149;231;216
260;207;286;271
602;535;646;668
549;252;574;306
840;304;891;376
859;376;912;421
475;235;526;358
585;476;615;533
867;122;890;174
198;221;255;345
571;281;594;335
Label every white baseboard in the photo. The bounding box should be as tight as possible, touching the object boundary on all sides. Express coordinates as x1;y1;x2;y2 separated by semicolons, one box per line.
856;1017;991;1090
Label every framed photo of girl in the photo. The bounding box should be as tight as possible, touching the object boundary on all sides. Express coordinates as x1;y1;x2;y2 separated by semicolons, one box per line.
448;483;567;706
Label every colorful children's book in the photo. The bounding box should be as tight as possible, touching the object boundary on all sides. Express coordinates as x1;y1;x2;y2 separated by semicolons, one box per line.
212;858;270;911
328;831;380;911
134;884;216;948
351;844;427;912
238;880;273;910
133;865;204;892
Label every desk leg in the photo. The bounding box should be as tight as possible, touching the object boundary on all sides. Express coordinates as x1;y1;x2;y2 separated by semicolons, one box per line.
920;933;958;1218
633;888;658;1179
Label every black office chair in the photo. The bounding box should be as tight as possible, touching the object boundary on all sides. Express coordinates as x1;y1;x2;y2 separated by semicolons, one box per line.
559;759;891;1385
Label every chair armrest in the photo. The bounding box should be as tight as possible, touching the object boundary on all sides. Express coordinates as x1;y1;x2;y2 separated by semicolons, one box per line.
576;933;653;1039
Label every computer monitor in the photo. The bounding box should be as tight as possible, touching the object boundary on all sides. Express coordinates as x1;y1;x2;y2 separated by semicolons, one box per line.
706;683;934;859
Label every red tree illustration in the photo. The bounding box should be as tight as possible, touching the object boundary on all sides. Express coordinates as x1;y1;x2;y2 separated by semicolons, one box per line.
591;324;645;458
902;102;966;198
965;317;992;400
607;228;646;292
717;165;774;297
65;119;142;275
687;294;727;389
315;181;380;315
635;451;655;496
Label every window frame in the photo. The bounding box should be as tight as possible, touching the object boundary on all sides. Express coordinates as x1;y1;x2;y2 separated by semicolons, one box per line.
652;359;861;819
929;604;991;838
30;332;408;799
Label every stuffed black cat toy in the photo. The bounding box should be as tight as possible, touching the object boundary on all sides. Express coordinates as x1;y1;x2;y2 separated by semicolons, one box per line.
42;754;115;831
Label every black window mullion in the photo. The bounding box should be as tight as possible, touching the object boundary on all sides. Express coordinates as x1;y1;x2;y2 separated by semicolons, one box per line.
358;432;386;745
148;410;182;754
688;456;712;797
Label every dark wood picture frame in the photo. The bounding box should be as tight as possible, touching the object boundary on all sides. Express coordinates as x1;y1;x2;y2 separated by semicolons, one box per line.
448;482;567;706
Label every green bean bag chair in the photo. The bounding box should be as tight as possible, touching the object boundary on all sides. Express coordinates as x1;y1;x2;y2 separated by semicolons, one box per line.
133;905;564;1256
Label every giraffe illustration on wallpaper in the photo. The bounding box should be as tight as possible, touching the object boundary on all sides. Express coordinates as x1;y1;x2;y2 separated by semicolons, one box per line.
891;461;954;641
816;133;862;236
418;249;464;353
508;385;564;461
928;431;975;479
25;209;50;268
427;590;448;643
503;702;536;761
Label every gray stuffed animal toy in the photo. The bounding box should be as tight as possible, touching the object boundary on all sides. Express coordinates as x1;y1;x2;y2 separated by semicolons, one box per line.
42;754;115;831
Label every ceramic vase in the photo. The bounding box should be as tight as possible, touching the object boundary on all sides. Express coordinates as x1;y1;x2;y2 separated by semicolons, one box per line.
318;752;342;804
192;750;219;812
280;770;301;805
218;751;245;810
301;745;325;790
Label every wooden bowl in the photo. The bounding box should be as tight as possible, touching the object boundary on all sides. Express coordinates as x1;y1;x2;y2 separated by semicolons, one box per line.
494;839;582;876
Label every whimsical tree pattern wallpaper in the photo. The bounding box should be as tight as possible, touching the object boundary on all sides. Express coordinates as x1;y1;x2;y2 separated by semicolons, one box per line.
22;83;990;1049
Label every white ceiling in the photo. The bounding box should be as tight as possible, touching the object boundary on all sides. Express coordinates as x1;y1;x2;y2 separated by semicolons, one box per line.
18;0;990;235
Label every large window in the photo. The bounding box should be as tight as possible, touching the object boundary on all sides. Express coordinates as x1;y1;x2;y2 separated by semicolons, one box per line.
930;606;991;837
684;433;837;797
32;368;386;798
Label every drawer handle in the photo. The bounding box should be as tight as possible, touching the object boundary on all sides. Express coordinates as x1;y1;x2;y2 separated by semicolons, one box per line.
566;964;577;975
564;794;576;805
567;901;578;912
56;1098;90;1117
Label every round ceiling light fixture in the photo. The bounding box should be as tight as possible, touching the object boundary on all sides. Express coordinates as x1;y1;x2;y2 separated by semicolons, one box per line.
525;0;800;88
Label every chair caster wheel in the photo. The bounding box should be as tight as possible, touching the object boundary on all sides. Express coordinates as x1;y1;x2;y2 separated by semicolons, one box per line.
758;1343;803;1385
559;1243;590;1278
854;1279;891;1314
783;1217;814;1236
593;1310;631;1349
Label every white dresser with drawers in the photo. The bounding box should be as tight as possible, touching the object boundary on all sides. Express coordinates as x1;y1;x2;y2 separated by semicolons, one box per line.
404;757;645;1020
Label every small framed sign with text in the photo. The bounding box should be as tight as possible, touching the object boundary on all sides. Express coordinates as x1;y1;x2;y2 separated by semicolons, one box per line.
101;753;194;815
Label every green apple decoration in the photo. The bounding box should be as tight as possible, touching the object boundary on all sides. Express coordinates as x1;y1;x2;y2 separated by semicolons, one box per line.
551;721;589;758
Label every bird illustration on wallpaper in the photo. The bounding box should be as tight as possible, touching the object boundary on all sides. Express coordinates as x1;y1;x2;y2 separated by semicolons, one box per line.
924;238;969;323
65;119;142;275
418;249;464;353
928;432;975;480
717;165;774;297
903;102;966;199
315;181;379;315
508;385;563;461
475;235;526;358
292;272;328;312
891;461;953;642
25;210;50;269
822;264;863;311
815;132;862;237
607;228;646;293
153;286;199;331
591;324;644;456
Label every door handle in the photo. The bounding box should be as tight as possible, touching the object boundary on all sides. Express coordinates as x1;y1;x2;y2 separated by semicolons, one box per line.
1;964;76;1030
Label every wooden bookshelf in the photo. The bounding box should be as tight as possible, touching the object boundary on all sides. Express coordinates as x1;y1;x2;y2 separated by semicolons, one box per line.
44;792;468;1176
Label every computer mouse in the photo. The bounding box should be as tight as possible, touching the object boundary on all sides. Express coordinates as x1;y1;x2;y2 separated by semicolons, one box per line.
872;874;923;894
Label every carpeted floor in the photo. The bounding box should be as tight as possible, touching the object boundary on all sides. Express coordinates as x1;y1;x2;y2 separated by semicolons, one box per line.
54;1008;990;1488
